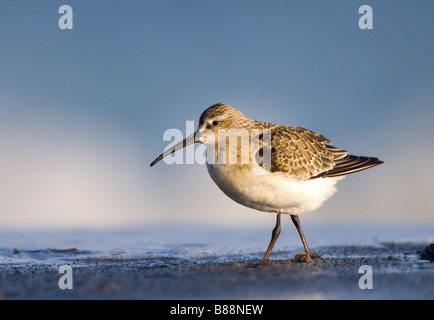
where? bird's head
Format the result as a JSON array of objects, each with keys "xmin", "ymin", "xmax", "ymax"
[{"xmin": 150, "ymin": 103, "xmax": 249, "ymax": 166}]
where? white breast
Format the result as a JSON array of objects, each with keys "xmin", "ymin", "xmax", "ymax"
[{"xmin": 206, "ymin": 162, "xmax": 342, "ymax": 215}]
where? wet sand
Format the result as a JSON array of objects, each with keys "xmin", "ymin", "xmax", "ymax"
[{"xmin": 1, "ymin": 242, "xmax": 433, "ymax": 300}]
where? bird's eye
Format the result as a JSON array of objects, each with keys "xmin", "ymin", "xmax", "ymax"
[{"xmin": 212, "ymin": 120, "xmax": 220, "ymax": 126}]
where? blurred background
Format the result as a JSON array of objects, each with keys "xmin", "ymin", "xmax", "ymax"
[{"xmin": 0, "ymin": 1, "xmax": 433, "ymax": 235}]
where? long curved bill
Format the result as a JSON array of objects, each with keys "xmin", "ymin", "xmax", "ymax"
[{"xmin": 150, "ymin": 131, "xmax": 198, "ymax": 167}]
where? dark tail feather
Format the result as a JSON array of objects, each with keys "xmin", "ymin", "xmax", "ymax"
[{"xmin": 312, "ymin": 155, "xmax": 383, "ymax": 179}]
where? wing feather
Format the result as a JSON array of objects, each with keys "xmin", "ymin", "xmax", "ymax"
[{"xmin": 264, "ymin": 125, "xmax": 382, "ymax": 179}]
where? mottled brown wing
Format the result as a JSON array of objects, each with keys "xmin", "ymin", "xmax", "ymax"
[{"xmin": 267, "ymin": 126, "xmax": 348, "ymax": 179}]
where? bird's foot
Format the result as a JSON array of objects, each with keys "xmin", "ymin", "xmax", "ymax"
[{"xmin": 293, "ymin": 252, "xmax": 320, "ymax": 263}]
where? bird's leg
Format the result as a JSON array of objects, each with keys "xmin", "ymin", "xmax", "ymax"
[
  {"xmin": 290, "ymin": 215, "xmax": 320, "ymax": 262},
  {"xmin": 263, "ymin": 213, "xmax": 281, "ymax": 260}
]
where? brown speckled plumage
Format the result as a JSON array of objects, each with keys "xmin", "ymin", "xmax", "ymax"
[{"xmin": 198, "ymin": 103, "xmax": 382, "ymax": 180}]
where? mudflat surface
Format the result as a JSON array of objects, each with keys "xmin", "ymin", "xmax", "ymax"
[{"xmin": 1, "ymin": 241, "xmax": 433, "ymax": 300}]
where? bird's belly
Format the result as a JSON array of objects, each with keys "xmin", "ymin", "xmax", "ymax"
[{"xmin": 206, "ymin": 163, "xmax": 342, "ymax": 215}]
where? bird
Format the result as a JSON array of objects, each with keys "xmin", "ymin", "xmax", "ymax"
[{"xmin": 150, "ymin": 103, "xmax": 383, "ymax": 262}]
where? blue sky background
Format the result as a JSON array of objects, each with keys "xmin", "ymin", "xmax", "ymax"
[{"xmin": 1, "ymin": 1, "xmax": 434, "ymax": 230}]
